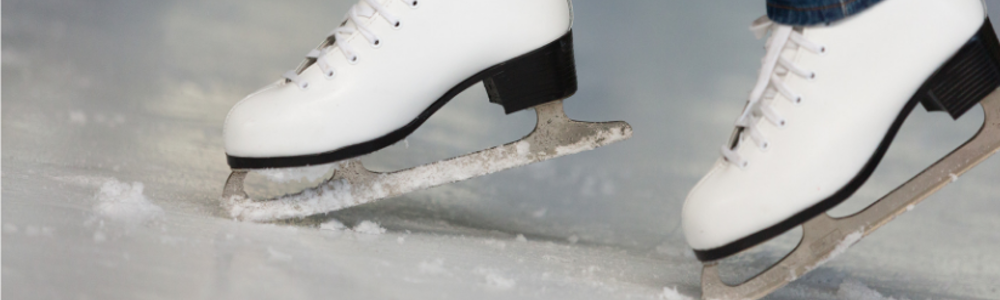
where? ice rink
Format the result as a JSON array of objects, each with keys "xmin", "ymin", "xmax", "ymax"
[{"xmin": 4, "ymin": 0, "xmax": 1000, "ymax": 299}]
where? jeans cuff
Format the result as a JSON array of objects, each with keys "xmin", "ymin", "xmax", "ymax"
[{"xmin": 766, "ymin": 0, "xmax": 885, "ymax": 26}]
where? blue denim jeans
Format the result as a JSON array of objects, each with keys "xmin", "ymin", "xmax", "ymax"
[{"xmin": 767, "ymin": 0, "xmax": 885, "ymax": 26}]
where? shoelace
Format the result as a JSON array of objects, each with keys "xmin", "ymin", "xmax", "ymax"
[
  {"xmin": 283, "ymin": 0, "xmax": 418, "ymax": 89},
  {"xmin": 721, "ymin": 16, "xmax": 825, "ymax": 168}
]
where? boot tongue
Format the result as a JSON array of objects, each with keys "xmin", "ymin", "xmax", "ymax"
[
  {"xmin": 338, "ymin": 1, "xmax": 375, "ymax": 31},
  {"xmin": 750, "ymin": 16, "xmax": 773, "ymax": 39},
  {"xmin": 352, "ymin": 0, "xmax": 376, "ymax": 18}
]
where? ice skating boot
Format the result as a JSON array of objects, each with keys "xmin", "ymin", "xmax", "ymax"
[
  {"xmin": 683, "ymin": 0, "xmax": 1000, "ymax": 298},
  {"xmin": 221, "ymin": 0, "xmax": 632, "ymax": 222}
]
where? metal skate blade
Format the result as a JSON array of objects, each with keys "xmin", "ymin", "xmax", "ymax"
[
  {"xmin": 700, "ymin": 88, "xmax": 1000, "ymax": 300},
  {"xmin": 221, "ymin": 100, "xmax": 633, "ymax": 222}
]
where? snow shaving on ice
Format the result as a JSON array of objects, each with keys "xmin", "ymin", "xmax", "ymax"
[
  {"xmin": 319, "ymin": 219, "xmax": 347, "ymax": 231},
  {"xmin": 474, "ymin": 268, "xmax": 516, "ymax": 290},
  {"xmin": 659, "ymin": 286, "xmax": 694, "ymax": 300},
  {"xmin": 318, "ymin": 219, "xmax": 385, "ymax": 235},
  {"xmin": 353, "ymin": 220, "xmax": 386, "ymax": 235},
  {"xmin": 791, "ymin": 229, "xmax": 865, "ymax": 281},
  {"xmin": 256, "ymin": 163, "xmax": 338, "ymax": 183},
  {"xmin": 94, "ymin": 179, "xmax": 164, "ymax": 226},
  {"xmin": 837, "ymin": 279, "xmax": 909, "ymax": 300},
  {"xmin": 813, "ymin": 230, "xmax": 864, "ymax": 270}
]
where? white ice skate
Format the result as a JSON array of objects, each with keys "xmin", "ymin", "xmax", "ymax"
[
  {"xmin": 221, "ymin": 0, "xmax": 632, "ymax": 222},
  {"xmin": 683, "ymin": 0, "xmax": 1000, "ymax": 299}
]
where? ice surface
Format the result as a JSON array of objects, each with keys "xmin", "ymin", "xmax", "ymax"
[
  {"xmin": 69, "ymin": 111, "xmax": 87, "ymax": 125},
  {"xmin": 836, "ymin": 279, "xmax": 909, "ymax": 300},
  {"xmin": 92, "ymin": 231, "xmax": 108, "ymax": 243},
  {"xmin": 3, "ymin": 224, "xmax": 19, "ymax": 234},
  {"xmin": 484, "ymin": 239, "xmax": 507, "ymax": 250},
  {"xmin": 268, "ymin": 247, "xmax": 294, "ymax": 262},
  {"xmin": 418, "ymin": 259, "xmax": 449, "ymax": 275},
  {"xmin": 15, "ymin": 225, "xmax": 56, "ymax": 237}
]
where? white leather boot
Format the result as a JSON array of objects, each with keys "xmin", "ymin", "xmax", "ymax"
[
  {"xmin": 683, "ymin": 0, "xmax": 999, "ymax": 261},
  {"xmin": 224, "ymin": 0, "xmax": 575, "ymax": 169},
  {"xmin": 219, "ymin": 0, "xmax": 633, "ymax": 222}
]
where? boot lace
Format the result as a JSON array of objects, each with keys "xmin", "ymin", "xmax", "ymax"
[
  {"xmin": 721, "ymin": 16, "xmax": 826, "ymax": 168},
  {"xmin": 283, "ymin": 0, "xmax": 418, "ymax": 89}
]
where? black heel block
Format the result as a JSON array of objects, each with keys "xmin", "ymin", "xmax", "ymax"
[
  {"xmin": 917, "ymin": 18, "xmax": 1000, "ymax": 119},
  {"xmin": 484, "ymin": 31, "xmax": 578, "ymax": 114}
]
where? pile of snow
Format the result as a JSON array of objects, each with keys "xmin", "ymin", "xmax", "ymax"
[
  {"xmin": 319, "ymin": 219, "xmax": 385, "ymax": 235},
  {"xmin": 475, "ymin": 268, "xmax": 516, "ymax": 290},
  {"xmin": 256, "ymin": 163, "xmax": 338, "ymax": 183},
  {"xmin": 837, "ymin": 279, "xmax": 908, "ymax": 300},
  {"xmin": 93, "ymin": 179, "xmax": 163, "ymax": 227},
  {"xmin": 352, "ymin": 221, "xmax": 386, "ymax": 235},
  {"xmin": 567, "ymin": 235, "xmax": 580, "ymax": 244},
  {"xmin": 659, "ymin": 286, "xmax": 694, "ymax": 300},
  {"xmin": 515, "ymin": 234, "xmax": 527, "ymax": 242},
  {"xmin": 319, "ymin": 219, "xmax": 346, "ymax": 231}
]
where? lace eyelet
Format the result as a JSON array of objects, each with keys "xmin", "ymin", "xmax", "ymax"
[
  {"xmin": 299, "ymin": 82, "xmax": 310, "ymax": 90},
  {"xmin": 349, "ymin": 55, "xmax": 359, "ymax": 64},
  {"xmin": 392, "ymin": 21, "xmax": 402, "ymax": 29},
  {"xmin": 371, "ymin": 39, "xmax": 382, "ymax": 48},
  {"xmin": 818, "ymin": 46, "xmax": 828, "ymax": 55},
  {"xmin": 325, "ymin": 69, "xmax": 336, "ymax": 79},
  {"xmin": 409, "ymin": 0, "xmax": 419, "ymax": 8}
]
